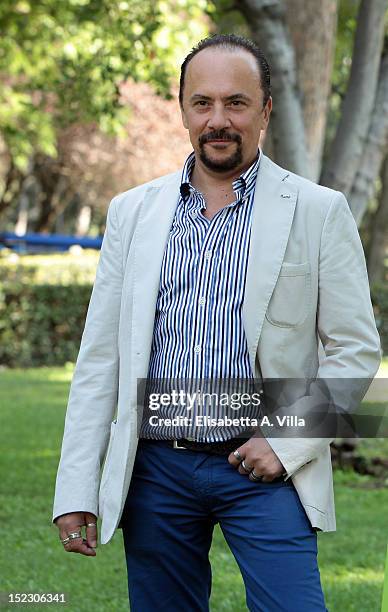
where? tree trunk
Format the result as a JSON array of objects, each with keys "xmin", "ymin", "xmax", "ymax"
[
  {"xmin": 236, "ymin": 0, "xmax": 310, "ymax": 176},
  {"xmin": 14, "ymin": 174, "xmax": 38, "ymax": 235},
  {"xmin": 320, "ymin": 0, "xmax": 387, "ymax": 195},
  {"xmin": 75, "ymin": 204, "xmax": 92, "ymax": 236},
  {"xmin": 348, "ymin": 50, "xmax": 388, "ymax": 225},
  {"xmin": 284, "ymin": 0, "xmax": 337, "ymax": 181},
  {"xmin": 0, "ymin": 159, "xmax": 23, "ymax": 219},
  {"xmin": 33, "ymin": 154, "xmax": 71, "ymax": 232},
  {"xmin": 367, "ymin": 153, "xmax": 388, "ymax": 284}
]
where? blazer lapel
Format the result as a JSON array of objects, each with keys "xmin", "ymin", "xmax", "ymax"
[
  {"xmin": 132, "ymin": 173, "xmax": 181, "ymax": 379},
  {"xmin": 243, "ymin": 155, "xmax": 298, "ymax": 375}
]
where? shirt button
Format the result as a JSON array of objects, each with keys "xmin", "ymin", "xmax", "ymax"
[
  {"xmin": 199, "ymin": 297, "xmax": 205, "ymax": 306},
  {"xmin": 194, "ymin": 345, "xmax": 201, "ymax": 353},
  {"xmin": 204, "ymin": 250, "xmax": 212, "ymax": 259}
]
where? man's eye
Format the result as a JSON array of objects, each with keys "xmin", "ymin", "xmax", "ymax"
[
  {"xmin": 196, "ymin": 101, "xmax": 209, "ymax": 106},
  {"xmin": 229, "ymin": 100, "xmax": 244, "ymax": 106}
]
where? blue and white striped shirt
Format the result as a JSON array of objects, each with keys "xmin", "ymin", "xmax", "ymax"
[{"xmin": 140, "ymin": 149, "xmax": 263, "ymax": 441}]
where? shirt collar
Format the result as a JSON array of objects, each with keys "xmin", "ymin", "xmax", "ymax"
[{"xmin": 180, "ymin": 148, "xmax": 262, "ymax": 203}]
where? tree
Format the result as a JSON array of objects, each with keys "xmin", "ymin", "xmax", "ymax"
[
  {"xmin": 222, "ymin": 0, "xmax": 388, "ymax": 231},
  {"xmin": 367, "ymin": 153, "xmax": 388, "ymax": 285},
  {"xmin": 0, "ymin": 0, "xmax": 209, "ymax": 227}
]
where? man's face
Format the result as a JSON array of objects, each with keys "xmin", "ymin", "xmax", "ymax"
[{"xmin": 180, "ymin": 47, "xmax": 272, "ymax": 174}]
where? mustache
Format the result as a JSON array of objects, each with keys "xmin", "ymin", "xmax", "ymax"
[{"xmin": 199, "ymin": 131, "xmax": 242, "ymax": 145}]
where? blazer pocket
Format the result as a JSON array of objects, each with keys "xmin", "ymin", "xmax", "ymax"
[{"xmin": 265, "ymin": 262, "xmax": 311, "ymax": 328}]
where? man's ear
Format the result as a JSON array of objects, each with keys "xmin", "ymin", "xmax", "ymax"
[
  {"xmin": 262, "ymin": 96, "xmax": 272, "ymax": 127},
  {"xmin": 264, "ymin": 96, "xmax": 272, "ymax": 121}
]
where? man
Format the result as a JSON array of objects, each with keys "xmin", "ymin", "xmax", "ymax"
[{"xmin": 53, "ymin": 35, "xmax": 381, "ymax": 611}]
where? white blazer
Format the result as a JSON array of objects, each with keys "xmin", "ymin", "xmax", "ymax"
[{"xmin": 52, "ymin": 153, "xmax": 381, "ymax": 544}]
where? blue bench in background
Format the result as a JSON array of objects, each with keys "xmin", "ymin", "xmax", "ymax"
[{"xmin": 0, "ymin": 232, "xmax": 103, "ymax": 254}]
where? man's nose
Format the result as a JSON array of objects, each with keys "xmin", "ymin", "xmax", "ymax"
[{"xmin": 207, "ymin": 104, "xmax": 231, "ymax": 130}]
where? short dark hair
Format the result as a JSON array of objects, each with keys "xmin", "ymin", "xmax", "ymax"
[{"xmin": 179, "ymin": 34, "xmax": 271, "ymax": 108}]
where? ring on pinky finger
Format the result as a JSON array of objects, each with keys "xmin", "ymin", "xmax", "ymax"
[{"xmin": 250, "ymin": 470, "xmax": 263, "ymax": 482}]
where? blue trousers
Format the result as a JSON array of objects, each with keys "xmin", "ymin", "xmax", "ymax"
[{"xmin": 121, "ymin": 440, "xmax": 328, "ymax": 612}]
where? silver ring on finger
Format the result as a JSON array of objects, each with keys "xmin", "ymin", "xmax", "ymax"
[
  {"xmin": 68, "ymin": 531, "xmax": 82, "ymax": 540},
  {"xmin": 86, "ymin": 522, "xmax": 97, "ymax": 527},
  {"xmin": 241, "ymin": 459, "xmax": 253, "ymax": 472},
  {"xmin": 233, "ymin": 449, "xmax": 243, "ymax": 462},
  {"xmin": 250, "ymin": 470, "xmax": 263, "ymax": 482},
  {"xmin": 60, "ymin": 537, "xmax": 70, "ymax": 545}
]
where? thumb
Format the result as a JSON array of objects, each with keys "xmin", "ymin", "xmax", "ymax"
[{"xmin": 84, "ymin": 512, "xmax": 98, "ymax": 548}]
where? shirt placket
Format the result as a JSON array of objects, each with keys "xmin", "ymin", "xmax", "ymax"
[{"xmin": 188, "ymin": 199, "xmax": 240, "ymax": 378}]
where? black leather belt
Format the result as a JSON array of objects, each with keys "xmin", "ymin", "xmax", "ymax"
[{"xmin": 140, "ymin": 437, "xmax": 251, "ymax": 456}]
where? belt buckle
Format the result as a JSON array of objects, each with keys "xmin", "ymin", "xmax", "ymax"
[{"xmin": 173, "ymin": 440, "xmax": 187, "ymax": 450}]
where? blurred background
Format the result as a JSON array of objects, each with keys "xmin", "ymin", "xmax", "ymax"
[
  {"xmin": 0, "ymin": 0, "xmax": 388, "ymax": 366},
  {"xmin": 0, "ymin": 1, "xmax": 387, "ymax": 611}
]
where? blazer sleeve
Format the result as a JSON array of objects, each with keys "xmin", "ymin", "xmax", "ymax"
[
  {"xmin": 52, "ymin": 195, "xmax": 124, "ymax": 522},
  {"xmin": 267, "ymin": 190, "xmax": 382, "ymax": 479}
]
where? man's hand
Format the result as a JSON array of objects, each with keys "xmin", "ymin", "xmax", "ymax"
[
  {"xmin": 228, "ymin": 437, "xmax": 286, "ymax": 482},
  {"xmin": 55, "ymin": 512, "xmax": 98, "ymax": 556}
]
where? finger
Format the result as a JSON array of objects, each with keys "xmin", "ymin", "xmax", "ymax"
[
  {"xmin": 228, "ymin": 447, "xmax": 246, "ymax": 467},
  {"xmin": 238, "ymin": 459, "xmax": 254, "ymax": 475},
  {"xmin": 63, "ymin": 537, "xmax": 96, "ymax": 556},
  {"xmin": 62, "ymin": 533, "xmax": 82, "ymax": 552},
  {"xmin": 85, "ymin": 513, "xmax": 98, "ymax": 548},
  {"xmin": 238, "ymin": 464, "xmax": 252, "ymax": 475},
  {"xmin": 58, "ymin": 519, "xmax": 85, "ymax": 547},
  {"xmin": 60, "ymin": 520, "xmax": 85, "ymax": 541},
  {"xmin": 261, "ymin": 473, "xmax": 282, "ymax": 483},
  {"xmin": 58, "ymin": 523, "xmax": 82, "ymax": 543},
  {"xmin": 249, "ymin": 471, "xmax": 263, "ymax": 483}
]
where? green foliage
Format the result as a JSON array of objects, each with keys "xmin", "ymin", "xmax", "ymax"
[
  {"xmin": 0, "ymin": 0, "xmax": 209, "ymax": 169},
  {"xmin": 0, "ymin": 250, "xmax": 98, "ymax": 367},
  {"xmin": 205, "ymin": 0, "xmax": 248, "ymax": 35},
  {"xmin": 332, "ymin": 0, "xmax": 360, "ymax": 98},
  {"xmin": 0, "ymin": 282, "xmax": 92, "ymax": 367}
]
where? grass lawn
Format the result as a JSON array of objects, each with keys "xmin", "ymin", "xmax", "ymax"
[{"xmin": 0, "ymin": 365, "xmax": 387, "ymax": 612}]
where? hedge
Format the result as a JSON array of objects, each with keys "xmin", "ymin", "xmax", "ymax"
[
  {"xmin": 0, "ymin": 250, "xmax": 97, "ymax": 368},
  {"xmin": 0, "ymin": 250, "xmax": 387, "ymax": 367}
]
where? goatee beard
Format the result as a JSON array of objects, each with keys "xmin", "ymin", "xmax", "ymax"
[{"xmin": 198, "ymin": 131, "xmax": 243, "ymax": 172}]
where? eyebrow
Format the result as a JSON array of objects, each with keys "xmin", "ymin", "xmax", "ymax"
[{"xmin": 189, "ymin": 93, "xmax": 252, "ymax": 103}]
